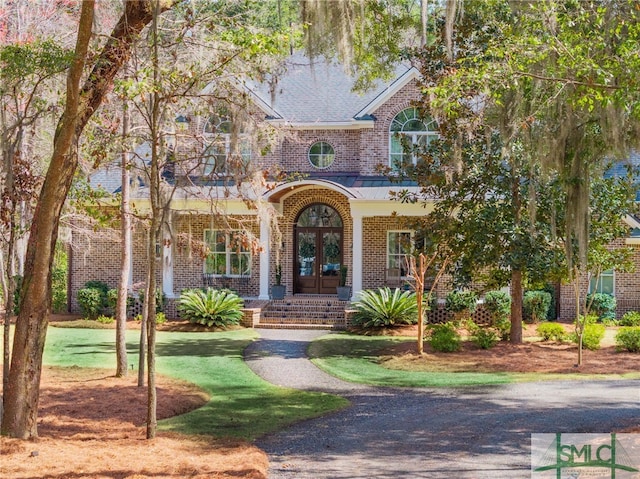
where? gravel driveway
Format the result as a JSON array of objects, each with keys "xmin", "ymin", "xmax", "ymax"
[{"xmin": 244, "ymin": 329, "xmax": 640, "ymax": 479}]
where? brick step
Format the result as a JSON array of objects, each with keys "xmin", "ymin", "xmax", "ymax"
[
  {"xmin": 255, "ymin": 321, "xmax": 346, "ymax": 330},
  {"xmin": 258, "ymin": 316, "xmax": 346, "ymax": 325},
  {"xmin": 261, "ymin": 310, "xmax": 345, "ymax": 319}
]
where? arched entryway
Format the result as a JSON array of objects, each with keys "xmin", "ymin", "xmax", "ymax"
[{"xmin": 294, "ymin": 204, "xmax": 343, "ymax": 294}]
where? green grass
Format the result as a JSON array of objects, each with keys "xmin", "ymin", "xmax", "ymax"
[
  {"xmin": 42, "ymin": 327, "xmax": 348, "ymax": 440},
  {"xmin": 308, "ymin": 333, "xmax": 640, "ymax": 387}
]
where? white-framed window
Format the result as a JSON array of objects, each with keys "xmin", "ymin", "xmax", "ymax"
[
  {"xmin": 589, "ymin": 269, "xmax": 615, "ymax": 295},
  {"xmin": 389, "ymin": 107, "xmax": 438, "ymax": 170},
  {"xmin": 203, "ymin": 113, "xmax": 251, "ymax": 176},
  {"xmin": 387, "ymin": 230, "xmax": 413, "ymax": 277},
  {"xmin": 308, "ymin": 141, "xmax": 335, "ymax": 169},
  {"xmin": 204, "ymin": 230, "xmax": 251, "ymax": 277}
]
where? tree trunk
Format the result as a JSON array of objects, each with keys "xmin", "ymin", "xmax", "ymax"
[
  {"xmin": 573, "ymin": 267, "xmax": 584, "ymax": 366},
  {"xmin": 509, "ymin": 270, "xmax": 523, "ymax": 344},
  {"xmin": 1, "ymin": 0, "xmax": 95, "ymax": 438},
  {"xmin": 145, "ymin": 227, "xmax": 158, "ymax": 438},
  {"xmin": 2, "ymin": 221, "xmax": 17, "ymax": 414},
  {"xmin": 1, "ymin": 0, "xmax": 173, "ymax": 440},
  {"xmin": 414, "ymin": 256, "xmax": 426, "ymax": 355},
  {"xmin": 115, "ymin": 101, "xmax": 131, "ymax": 378},
  {"xmin": 138, "ymin": 258, "xmax": 148, "ymax": 387}
]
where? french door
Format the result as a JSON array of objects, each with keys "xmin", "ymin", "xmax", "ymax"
[{"xmin": 294, "ymin": 204, "xmax": 343, "ymax": 294}]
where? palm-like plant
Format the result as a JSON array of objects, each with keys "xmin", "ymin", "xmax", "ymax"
[
  {"xmin": 178, "ymin": 288, "xmax": 243, "ymax": 328},
  {"xmin": 351, "ymin": 287, "xmax": 418, "ymax": 329}
]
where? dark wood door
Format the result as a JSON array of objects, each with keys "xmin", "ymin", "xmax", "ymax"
[{"xmin": 295, "ymin": 227, "xmax": 342, "ymax": 294}]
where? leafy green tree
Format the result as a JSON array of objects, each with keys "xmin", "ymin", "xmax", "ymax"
[{"xmin": 406, "ymin": 0, "xmax": 640, "ymax": 350}]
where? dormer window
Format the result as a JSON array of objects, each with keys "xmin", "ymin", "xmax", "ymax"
[
  {"xmin": 389, "ymin": 107, "xmax": 437, "ymax": 170},
  {"xmin": 203, "ymin": 112, "xmax": 251, "ymax": 176}
]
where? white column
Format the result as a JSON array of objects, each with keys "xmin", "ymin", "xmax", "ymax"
[
  {"xmin": 259, "ymin": 215, "xmax": 270, "ymax": 300},
  {"xmin": 162, "ymin": 218, "xmax": 174, "ymax": 298},
  {"xmin": 351, "ymin": 212, "xmax": 363, "ymax": 300}
]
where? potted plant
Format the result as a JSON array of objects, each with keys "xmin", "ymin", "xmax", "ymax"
[
  {"xmin": 270, "ymin": 263, "xmax": 286, "ymax": 300},
  {"xmin": 336, "ymin": 265, "xmax": 351, "ymax": 301}
]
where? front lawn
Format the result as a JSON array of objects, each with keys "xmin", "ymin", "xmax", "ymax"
[
  {"xmin": 43, "ymin": 327, "xmax": 348, "ymax": 440},
  {"xmin": 308, "ymin": 331, "xmax": 640, "ymax": 387}
]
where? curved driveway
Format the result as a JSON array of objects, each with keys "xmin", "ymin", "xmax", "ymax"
[{"xmin": 244, "ymin": 329, "xmax": 640, "ymax": 479}]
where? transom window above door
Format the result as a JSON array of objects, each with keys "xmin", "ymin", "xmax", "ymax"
[
  {"xmin": 389, "ymin": 107, "xmax": 438, "ymax": 170},
  {"xmin": 297, "ymin": 204, "xmax": 343, "ymax": 227},
  {"xmin": 308, "ymin": 141, "xmax": 335, "ymax": 169}
]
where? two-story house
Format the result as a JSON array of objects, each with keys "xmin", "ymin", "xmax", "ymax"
[{"xmin": 70, "ymin": 55, "xmax": 438, "ymax": 326}]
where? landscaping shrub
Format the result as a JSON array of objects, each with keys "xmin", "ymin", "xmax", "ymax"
[
  {"xmin": 445, "ymin": 290, "xmax": 478, "ymax": 321},
  {"xmin": 84, "ymin": 280, "xmax": 110, "ymax": 299},
  {"xmin": 51, "ymin": 247, "xmax": 68, "ymax": 313},
  {"xmin": 472, "ymin": 327, "xmax": 499, "ymax": 349},
  {"xmin": 81, "ymin": 280, "xmax": 110, "ymax": 314},
  {"xmin": 351, "ymin": 287, "xmax": 418, "ymax": 329},
  {"xmin": 615, "ymin": 327, "xmax": 640, "ymax": 353},
  {"xmin": 155, "ymin": 312, "xmax": 167, "ymax": 324},
  {"xmin": 77, "ymin": 288, "xmax": 103, "ymax": 320},
  {"xmin": 96, "ymin": 315, "xmax": 114, "ymax": 324},
  {"xmin": 523, "ymin": 290, "xmax": 552, "ymax": 323},
  {"xmin": 536, "ymin": 322, "xmax": 565, "ymax": 342},
  {"xmin": 178, "ymin": 288, "xmax": 243, "ymax": 328},
  {"xmin": 586, "ymin": 293, "xmax": 616, "ymax": 321},
  {"xmin": 428, "ymin": 322, "xmax": 461, "ymax": 352},
  {"xmin": 107, "ymin": 288, "xmax": 118, "ymax": 313},
  {"xmin": 620, "ymin": 311, "xmax": 640, "ymax": 327},
  {"xmin": 134, "ymin": 312, "xmax": 167, "ymax": 324},
  {"xmin": 483, "ymin": 291, "xmax": 511, "ymax": 320},
  {"xmin": 483, "ymin": 290, "xmax": 511, "ymax": 340},
  {"xmin": 570, "ymin": 322, "xmax": 605, "ymax": 351}
]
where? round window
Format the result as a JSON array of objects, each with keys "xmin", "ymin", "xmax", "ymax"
[{"xmin": 308, "ymin": 141, "xmax": 335, "ymax": 169}]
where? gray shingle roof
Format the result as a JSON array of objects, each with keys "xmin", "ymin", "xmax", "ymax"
[{"xmin": 245, "ymin": 53, "xmax": 413, "ymax": 123}]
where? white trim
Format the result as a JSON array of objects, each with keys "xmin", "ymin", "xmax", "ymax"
[
  {"xmin": 351, "ymin": 212, "xmax": 363, "ymax": 300},
  {"xmin": 162, "ymin": 225, "xmax": 175, "ymax": 298},
  {"xmin": 201, "ymin": 80, "xmax": 283, "ymax": 120},
  {"xmin": 264, "ymin": 180, "xmax": 360, "ymax": 201},
  {"xmin": 349, "ymin": 198, "xmax": 435, "ymax": 217},
  {"xmin": 259, "ymin": 217, "xmax": 270, "ymax": 300},
  {"xmin": 624, "ymin": 214, "xmax": 640, "ymax": 229},
  {"xmin": 265, "ymin": 119, "xmax": 375, "ymax": 130},
  {"xmin": 355, "ymin": 67, "xmax": 421, "ymax": 118}
]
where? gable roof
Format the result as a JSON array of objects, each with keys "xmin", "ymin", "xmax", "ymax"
[{"xmin": 242, "ymin": 53, "xmax": 419, "ymax": 129}]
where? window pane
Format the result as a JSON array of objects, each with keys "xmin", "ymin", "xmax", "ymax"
[
  {"xmin": 309, "ymin": 141, "xmax": 335, "ymax": 169},
  {"xmin": 205, "ymin": 253, "xmax": 226, "ymax": 275},
  {"xmin": 389, "ymin": 108, "xmax": 438, "ymax": 168},
  {"xmin": 404, "ymin": 119, "xmax": 427, "ymax": 132},
  {"xmin": 297, "ymin": 204, "xmax": 342, "ymax": 227},
  {"xmin": 589, "ymin": 269, "xmax": 614, "ymax": 295}
]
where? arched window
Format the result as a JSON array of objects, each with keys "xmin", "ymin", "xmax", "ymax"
[
  {"xmin": 297, "ymin": 204, "xmax": 343, "ymax": 228},
  {"xmin": 203, "ymin": 112, "xmax": 251, "ymax": 176},
  {"xmin": 389, "ymin": 107, "xmax": 437, "ymax": 170}
]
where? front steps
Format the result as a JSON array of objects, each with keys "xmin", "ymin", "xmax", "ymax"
[{"xmin": 253, "ymin": 296, "xmax": 351, "ymax": 330}]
